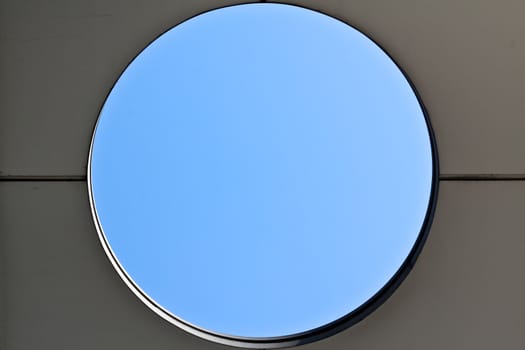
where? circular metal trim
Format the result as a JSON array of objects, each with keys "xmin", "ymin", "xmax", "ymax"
[{"xmin": 87, "ymin": 2, "xmax": 440, "ymax": 348}]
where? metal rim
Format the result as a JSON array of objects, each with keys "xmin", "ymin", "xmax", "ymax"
[{"xmin": 86, "ymin": 2, "xmax": 440, "ymax": 348}]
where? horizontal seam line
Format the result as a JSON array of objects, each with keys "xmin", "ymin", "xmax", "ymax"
[
  {"xmin": 1, "ymin": 175, "xmax": 525, "ymax": 182},
  {"xmin": 440, "ymin": 174, "xmax": 525, "ymax": 181},
  {"xmin": 0, "ymin": 176, "xmax": 87, "ymax": 181}
]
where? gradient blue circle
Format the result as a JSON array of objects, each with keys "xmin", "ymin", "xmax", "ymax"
[{"xmin": 89, "ymin": 3, "xmax": 434, "ymax": 340}]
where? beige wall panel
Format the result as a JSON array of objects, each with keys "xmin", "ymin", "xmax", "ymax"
[
  {"xmin": 1, "ymin": 0, "xmax": 525, "ymax": 176},
  {"xmin": 1, "ymin": 181, "xmax": 524, "ymax": 349},
  {"xmin": 0, "ymin": 0, "xmax": 243, "ymax": 177},
  {"xmin": 0, "ymin": 181, "xmax": 229, "ymax": 350}
]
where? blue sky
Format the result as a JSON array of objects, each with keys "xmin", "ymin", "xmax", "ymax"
[{"xmin": 91, "ymin": 3, "xmax": 433, "ymax": 338}]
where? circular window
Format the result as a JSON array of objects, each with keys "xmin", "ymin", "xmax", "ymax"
[{"xmin": 88, "ymin": 3, "xmax": 438, "ymax": 348}]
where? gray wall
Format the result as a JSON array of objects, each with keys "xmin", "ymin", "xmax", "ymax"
[{"xmin": 1, "ymin": 0, "xmax": 524, "ymax": 349}]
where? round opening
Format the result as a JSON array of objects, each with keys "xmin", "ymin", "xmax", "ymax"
[{"xmin": 88, "ymin": 3, "xmax": 438, "ymax": 348}]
